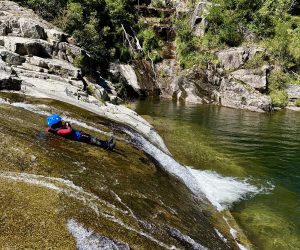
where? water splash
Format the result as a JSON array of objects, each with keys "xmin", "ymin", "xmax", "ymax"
[
  {"xmin": 67, "ymin": 219, "xmax": 130, "ymax": 250},
  {"xmin": 126, "ymin": 130, "xmax": 273, "ymax": 211}
]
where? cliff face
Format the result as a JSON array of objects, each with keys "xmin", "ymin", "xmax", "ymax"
[{"xmin": 108, "ymin": 0, "xmax": 300, "ymax": 112}]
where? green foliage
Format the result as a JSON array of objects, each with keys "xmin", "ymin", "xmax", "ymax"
[
  {"xmin": 86, "ymin": 84, "xmax": 94, "ymax": 96},
  {"xmin": 17, "ymin": 0, "xmax": 137, "ymax": 72},
  {"xmin": 137, "ymin": 28, "xmax": 163, "ymax": 62},
  {"xmin": 244, "ymin": 53, "xmax": 268, "ymax": 69},
  {"xmin": 73, "ymin": 54, "xmax": 84, "ymax": 68},
  {"xmin": 138, "ymin": 28, "xmax": 161, "ymax": 54},
  {"xmin": 151, "ymin": 0, "xmax": 166, "ymax": 8},
  {"xmin": 295, "ymin": 99, "xmax": 300, "ymax": 107},
  {"xmin": 270, "ymin": 90, "xmax": 289, "ymax": 107},
  {"xmin": 175, "ymin": 18, "xmax": 199, "ymax": 68},
  {"xmin": 268, "ymin": 71, "xmax": 290, "ymax": 92}
]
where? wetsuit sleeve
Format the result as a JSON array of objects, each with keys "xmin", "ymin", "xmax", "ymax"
[{"xmin": 56, "ymin": 127, "xmax": 72, "ymax": 136}]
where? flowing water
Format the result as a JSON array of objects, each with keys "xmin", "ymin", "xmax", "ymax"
[
  {"xmin": 0, "ymin": 92, "xmax": 246, "ymax": 249},
  {"xmin": 133, "ymin": 99, "xmax": 300, "ymax": 250}
]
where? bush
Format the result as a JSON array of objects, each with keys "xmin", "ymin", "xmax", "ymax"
[
  {"xmin": 17, "ymin": 0, "xmax": 138, "ymax": 73},
  {"xmin": 138, "ymin": 28, "xmax": 162, "ymax": 54},
  {"xmin": 268, "ymin": 71, "xmax": 290, "ymax": 92},
  {"xmin": 295, "ymin": 99, "xmax": 300, "ymax": 107},
  {"xmin": 151, "ymin": 0, "xmax": 166, "ymax": 8},
  {"xmin": 270, "ymin": 90, "xmax": 289, "ymax": 108}
]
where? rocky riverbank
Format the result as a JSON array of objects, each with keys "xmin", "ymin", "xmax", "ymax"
[{"xmin": 105, "ymin": 1, "xmax": 300, "ymax": 113}]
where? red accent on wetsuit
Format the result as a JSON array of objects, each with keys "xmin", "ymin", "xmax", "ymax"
[
  {"xmin": 56, "ymin": 127, "xmax": 72, "ymax": 136},
  {"xmin": 46, "ymin": 126, "xmax": 72, "ymax": 136}
]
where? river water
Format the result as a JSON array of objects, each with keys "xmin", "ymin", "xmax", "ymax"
[{"xmin": 134, "ymin": 99, "xmax": 300, "ymax": 250}]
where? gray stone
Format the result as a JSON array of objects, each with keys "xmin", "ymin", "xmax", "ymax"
[
  {"xmin": 93, "ymin": 84, "xmax": 110, "ymax": 102},
  {"xmin": 0, "ymin": 71, "xmax": 22, "ymax": 90},
  {"xmin": 3, "ymin": 36, "xmax": 52, "ymax": 58},
  {"xmin": 287, "ymin": 84, "xmax": 300, "ymax": 100},
  {"xmin": 45, "ymin": 29, "xmax": 66, "ymax": 43},
  {"xmin": 171, "ymin": 67, "xmax": 221, "ymax": 104},
  {"xmin": 220, "ymin": 78, "xmax": 271, "ymax": 112},
  {"xmin": 191, "ymin": 1, "xmax": 210, "ymax": 37},
  {"xmin": 26, "ymin": 56, "xmax": 79, "ymax": 78},
  {"xmin": 0, "ymin": 48, "xmax": 25, "ymax": 65},
  {"xmin": 217, "ymin": 47, "xmax": 264, "ymax": 70},
  {"xmin": 19, "ymin": 17, "xmax": 46, "ymax": 39},
  {"xmin": 231, "ymin": 66, "xmax": 268, "ymax": 92}
]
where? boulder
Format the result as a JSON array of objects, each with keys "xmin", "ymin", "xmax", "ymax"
[
  {"xmin": 191, "ymin": 0, "xmax": 210, "ymax": 37},
  {"xmin": 231, "ymin": 66, "xmax": 268, "ymax": 92},
  {"xmin": 171, "ymin": 67, "xmax": 221, "ymax": 104},
  {"xmin": 0, "ymin": 71, "xmax": 22, "ymax": 90},
  {"xmin": 3, "ymin": 36, "xmax": 52, "ymax": 58},
  {"xmin": 287, "ymin": 84, "xmax": 300, "ymax": 100},
  {"xmin": 220, "ymin": 77, "xmax": 271, "ymax": 112},
  {"xmin": 118, "ymin": 64, "xmax": 141, "ymax": 94},
  {"xmin": 217, "ymin": 47, "xmax": 264, "ymax": 70},
  {"xmin": 54, "ymin": 42, "xmax": 83, "ymax": 63},
  {"xmin": 0, "ymin": 48, "xmax": 25, "ymax": 65},
  {"xmin": 19, "ymin": 17, "xmax": 46, "ymax": 39},
  {"xmin": 0, "ymin": 20, "xmax": 8, "ymax": 35},
  {"xmin": 26, "ymin": 56, "xmax": 79, "ymax": 78},
  {"xmin": 45, "ymin": 29, "xmax": 66, "ymax": 43},
  {"xmin": 93, "ymin": 84, "xmax": 110, "ymax": 102}
]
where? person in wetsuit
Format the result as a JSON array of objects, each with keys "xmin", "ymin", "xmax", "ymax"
[{"xmin": 46, "ymin": 114, "xmax": 116, "ymax": 150}]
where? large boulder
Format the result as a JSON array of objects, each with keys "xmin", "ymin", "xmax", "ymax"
[
  {"xmin": 45, "ymin": 29, "xmax": 66, "ymax": 43},
  {"xmin": 191, "ymin": 0, "xmax": 210, "ymax": 37},
  {"xmin": 0, "ymin": 71, "xmax": 22, "ymax": 90},
  {"xmin": 0, "ymin": 47, "xmax": 25, "ymax": 65},
  {"xmin": 171, "ymin": 67, "xmax": 221, "ymax": 104},
  {"xmin": 287, "ymin": 84, "xmax": 300, "ymax": 100},
  {"xmin": 26, "ymin": 56, "xmax": 79, "ymax": 78},
  {"xmin": 18, "ymin": 17, "xmax": 46, "ymax": 39},
  {"xmin": 109, "ymin": 61, "xmax": 160, "ymax": 98},
  {"xmin": 3, "ymin": 36, "xmax": 52, "ymax": 58},
  {"xmin": 231, "ymin": 66, "xmax": 269, "ymax": 93},
  {"xmin": 217, "ymin": 47, "xmax": 264, "ymax": 70},
  {"xmin": 220, "ymin": 77, "xmax": 272, "ymax": 112},
  {"xmin": 54, "ymin": 42, "xmax": 83, "ymax": 63}
]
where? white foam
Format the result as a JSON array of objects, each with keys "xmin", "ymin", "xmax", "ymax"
[
  {"xmin": 188, "ymin": 169, "xmax": 261, "ymax": 211},
  {"xmin": 127, "ymin": 130, "xmax": 271, "ymax": 211},
  {"xmin": 214, "ymin": 229, "xmax": 228, "ymax": 243},
  {"xmin": 67, "ymin": 219, "xmax": 130, "ymax": 250}
]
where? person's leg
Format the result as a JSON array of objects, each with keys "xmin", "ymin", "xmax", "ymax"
[{"xmin": 79, "ymin": 132, "xmax": 110, "ymax": 149}]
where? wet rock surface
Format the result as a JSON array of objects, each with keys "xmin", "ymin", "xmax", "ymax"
[{"xmin": 0, "ymin": 95, "xmax": 239, "ymax": 249}]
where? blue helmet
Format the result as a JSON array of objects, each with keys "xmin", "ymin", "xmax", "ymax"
[{"xmin": 47, "ymin": 114, "xmax": 62, "ymax": 127}]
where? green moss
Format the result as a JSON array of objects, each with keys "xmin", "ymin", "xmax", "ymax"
[
  {"xmin": 86, "ymin": 84, "xmax": 94, "ymax": 96},
  {"xmin": 295, "ymin": 99, "xmax": 300, "ymax": 107},
  {"xmin": 270, "ymin": 90, "xmax": 289, "ymax": 108}
]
